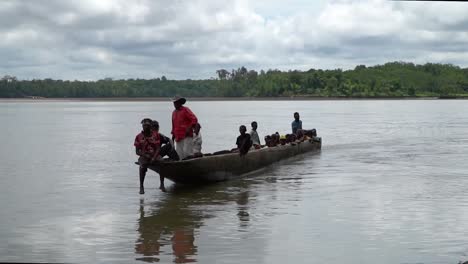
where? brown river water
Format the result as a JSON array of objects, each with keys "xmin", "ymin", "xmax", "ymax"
[{"xmin": 1, "ymin": 100, "xmax": 468, "ymax": 264}]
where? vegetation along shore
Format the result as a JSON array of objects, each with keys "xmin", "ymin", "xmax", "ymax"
[{"xmin": 2, "ymin": 62, "xmax": 468, "ymax": 99}]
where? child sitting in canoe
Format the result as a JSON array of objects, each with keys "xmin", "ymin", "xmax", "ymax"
[{"xmin": 232, "ymin": 125, "xmax": 252, "ymax": 155}]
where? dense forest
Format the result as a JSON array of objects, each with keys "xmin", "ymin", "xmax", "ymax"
[{"xmin": 2, "ymin": 62, "xmax": 468, "ymax": 98}]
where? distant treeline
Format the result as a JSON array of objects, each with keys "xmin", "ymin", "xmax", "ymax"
[{"xmin": 2, "ymin": 62, "xmax": 468, "ymax": 98}]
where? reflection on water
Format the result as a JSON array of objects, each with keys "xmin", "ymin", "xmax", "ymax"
[
  {"xmin": 135, "ymin": 192, "xmax": 199, "ymax": 263},
  {"xmin": 136, "ymin": 201, "xmax": 197, "ymax": 262},
  {"xmin": 135, "ymin": 183, "xmax": 254, "ymax": 263}
]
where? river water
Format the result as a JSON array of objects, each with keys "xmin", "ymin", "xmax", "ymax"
[{"xmin": 1, "ymin": 100, "xmax": 468, "ymax": 264}]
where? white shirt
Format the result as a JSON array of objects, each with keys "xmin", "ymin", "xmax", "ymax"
[
  {"xmin": 250, "ymin": 130, "xmax": 260, "ymax": 145},
  {"xmin": 193, "ymin": 132, "xmax": 202, "ymax": 153}
]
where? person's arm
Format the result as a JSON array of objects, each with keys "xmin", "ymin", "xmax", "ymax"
[
  {"xmin": 247, "ymin": 134, "xmax": 253, "ymax": 149},
  {"xmin": 152, "ymin": 134, "xmax": 163, "ymax": 161},
  {"xmin": 134, "ymin": 135, "xmax": 143, "ymax": 156},
  {"xmin": 238, "ymin": 135, "xmax": 251, "ymax": 155},
  {"xmin": 151, "ymin": 145, "xmax": 161, "ymax": 162},
  {"xmin": 171, "ymin": 111, "xmax": 175, "ymax": 141},
  {"xmin": 253, "ymin": 132, "xmax": 260, "ymax": 146},
  {"xmin": 165, "ymin": 135, "xmax": 172, "ymax": 145},
  {"xmin": 136, "ymin": 147, "xmax": 142, "ymax": 156},
  {"xmin": 159, "ymin": 133, "xmax": 170, "ymax": 145},
  {"xmin": 184, "ymin": 107, "xmax": 198, "ymax": 136},
  {"xmin": 136, "ymin": 147, "xmax": 152, "ymax": 158},
  {"xmin": 234, "ymin": 137, "xmax": 240, "ymax": 151}
]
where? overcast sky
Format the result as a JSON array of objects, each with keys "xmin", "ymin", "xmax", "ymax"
[{"xmin": 1, "ymin": 0, "xmax": 468, "ymax": 80}]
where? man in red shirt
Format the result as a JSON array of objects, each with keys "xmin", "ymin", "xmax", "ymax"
[
  {"xmin": 171, "ymin": 96, "xmax": 198, "ymax": 160},
  {"xmin": 134, "ymin": 118, "xmax": 161, "ymax": 194}
]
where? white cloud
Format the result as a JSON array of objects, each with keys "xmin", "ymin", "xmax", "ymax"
[{"xmin": 1, "ymin": 0, "xmax": 468, "ymax": 80}]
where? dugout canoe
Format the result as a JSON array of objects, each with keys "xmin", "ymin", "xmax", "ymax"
[{"xmin": 147, "ymin": 137, "xmax": 321, "ymax": 184}]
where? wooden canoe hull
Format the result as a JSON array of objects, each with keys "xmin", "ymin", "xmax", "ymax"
[{"xmin": 148, "ymin": 138, "xmax": 321, "ymax": 184}]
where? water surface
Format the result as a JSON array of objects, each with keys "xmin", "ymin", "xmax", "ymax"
[{"xmin": 1, "ymin": 100, "xmax": 468, "ymax": 264}]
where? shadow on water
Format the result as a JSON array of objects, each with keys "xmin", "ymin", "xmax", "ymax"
[{"xmin": 134, "ymin": 180, "xmax": 257, "ymax": 263}]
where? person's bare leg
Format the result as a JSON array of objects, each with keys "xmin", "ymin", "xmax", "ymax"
[
  {"xmin": 159, "ymin": 175, "xmax": 166, "ymax": 192},
  {"xmin": 139, "ymin": 167, "xmax": 147, "ymax": 194}
]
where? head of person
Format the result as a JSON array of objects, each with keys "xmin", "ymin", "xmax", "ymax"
[
  {"xmin": 251, "ymin": 121, "xmax": 258, "ymax": 130},
  {"xmin": 271, "ymin": 133, "xmax": 279, "ymax": 145},
  {"xmin": 194, "ymin": 123, "xmax": 201, "ymax": 134},
  {"xmin": 141, "ymin": 118, "xmax": 152, "ymax": 133},
  {"xmin": 151, "ymin": 120, "xmax": 159, "ymax": 132},
  {"xmin": 239, "ymin": 125, "xmax": 247, "ymax": 135},
  {"xmin": 280, "ymin": 135, "xmax": 287, "ymax": 145},
  {"xmin": 294, "ymin": 112, "xmax": 300, "ymax": 121},
  {"xmin": 264, "ymin": 135, "xmax": 271, "ymax": 147},
  {"xmin": 291, "ymin": 134, "xmax": 297, "ymax": 141},
  {"xmin": 172, "ymin": 96, "xmax": 186, "ymax": 110},
  {"xmin": 311, "ymin": 129, "xmax": 317, "ymax": 137}
]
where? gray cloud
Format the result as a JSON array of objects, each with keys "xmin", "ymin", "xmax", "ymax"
[{"xmin": 1, "ymin": 0, "xmax": 468, "ymax": 80}]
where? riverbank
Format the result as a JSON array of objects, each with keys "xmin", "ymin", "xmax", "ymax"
[{"xmin": 2, "ymin": 96, "xmax": 468, "ymax": 102}]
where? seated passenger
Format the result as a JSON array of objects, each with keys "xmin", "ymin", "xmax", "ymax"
[
  {"xmin": 279, "ymin": 135, "xmax": 287, "ymax": 145},
  {"xmin": 135, "ymin": 118, "xmax": 161, "ymax": 194},
  {"xmin": 304, "ymin": 129, "xmax": 317, "ymax": 138},
  {"xmin": 264, "ymin": 135, "xmax": 272, "ymax": 147},
  {"xmin": 151, "ymin": 120, "xmax": 179, "ymax": 161},
  {"xmin": 296, "ymin": 129, "xmax": 305, "ymax": 141},
  {"xmin": 192, "ymin": 123, "xmax": 203, "ymax": 157},
  {"xmin": 296, "ymin": 128, "xmax": 318, "ymax": 142},
  {"xmin": 272, "ymin": 132, "xmax": 280, "ymax": 146},
  {"xmin": 250, "ymin": 121, "xmax": 261, "ymax": 149},
  {"xmin": 234, "ymin": 125, "xmax": 253, "ymax": 156},
  {"xmin": 152, "ymin": 120, "xmax": 179, "ymax": 192},
  {"xmin": 291, "ymin": 133, "xmax": 297, "ymax": 142}
]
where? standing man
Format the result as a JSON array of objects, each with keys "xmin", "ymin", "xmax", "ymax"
[
  {"xmin": 134, "ymin": 118, "xmax": 161, "ymax": 194},
  {"xmin": 171, "ymin": 96, "xmax": 198, "ymax": 160},
  {"xmin": 250, "ymin": 121, "xmax": 261, "ymax": 149},
  {"xmin": 291, "ymin": 112, "xmax": 302, "ymax": 134}
]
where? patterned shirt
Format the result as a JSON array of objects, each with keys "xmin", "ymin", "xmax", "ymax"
[{"xmin": 134, "ymin": 131, "xmax": 161, "ymax": 156}]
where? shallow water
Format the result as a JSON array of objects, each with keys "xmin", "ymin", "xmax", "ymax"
[{"xmin": 1, "ymin": 100, "xmax": 468, "ymax": 264}]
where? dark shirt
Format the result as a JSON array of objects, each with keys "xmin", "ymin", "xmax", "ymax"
[
  {"xmin": 236, "ymin": 133, "xmax": 252, "ymax": 155},
  {"xmin": 159, "ymin": 133, "xmax": 171, "ymax": 146},
  {"xmin": 292, "ymin": 120, "xmax": 302, "ymax": 134}
]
